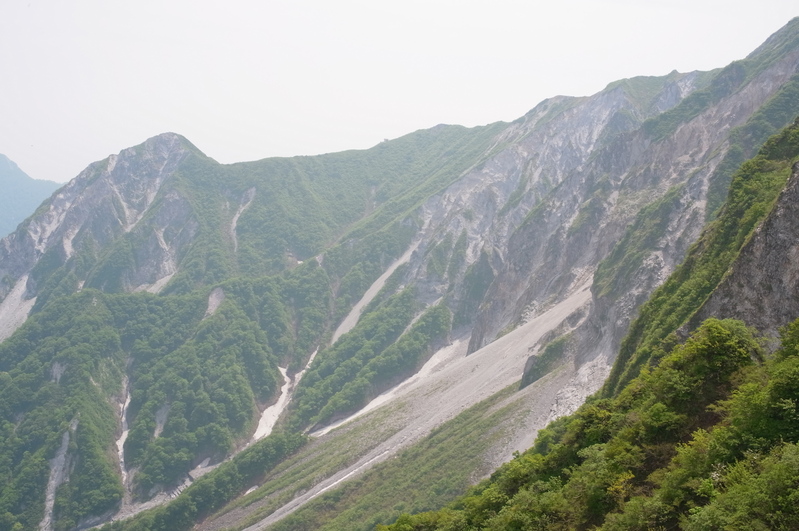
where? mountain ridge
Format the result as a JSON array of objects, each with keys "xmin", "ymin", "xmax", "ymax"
[
  {"xmin": 2, "ymin": 18, "xmax": 799, "ymax": 531},
  {"xmin": 377, "ymin": 118, "xmax": 799, "ymax": 530}
]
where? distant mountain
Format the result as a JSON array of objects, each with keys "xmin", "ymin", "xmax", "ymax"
[
  {"xmin": 0, "ymin": 154, "xmax": 60, "ymax": 238},
  {"xmin": 1, "ymin": 16, "xmax": 799, "ymax": 531}
]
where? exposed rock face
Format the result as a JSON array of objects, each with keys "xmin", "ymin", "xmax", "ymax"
[
  {"xmin": 688, "ymin": 161, "xmax": 799, "ymax": 339},
  {"xmin": 400, "ymin": 39, "xmax": 799, "ymax": 380},
  {"xmin": 0, "ymin": 133, "xmax": 191, "ymax": 302},
  {"xmin": 408, "ymin": 77, "xmax": 704, "ymax": 336},
  {"xmin": 39, "ymin": 418, "xmax": 79, "ymax": 531}
]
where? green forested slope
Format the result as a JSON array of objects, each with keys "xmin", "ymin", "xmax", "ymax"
[
  {"xmin": 0, "ymin": 256, "xmax": 452, "ymax": 530},
  {"xmin": 0, "ymin": 292, "xmax": 126, "ymax": 530},
  {"xmin": 0, "ymin": 122, "xmax": 505, "ymax": 531}
]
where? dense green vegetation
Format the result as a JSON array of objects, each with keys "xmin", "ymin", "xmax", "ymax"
[
  {"xmin": 381, "ymin": 318, "xmax": 799, "ymax": 530},
  {"xmin": 0, "ymin": 259, "xmax": 449, "ymax": 529},
  {"xmin": 120, "ymin": 302, "xmax": 281, "ymax": 493},
  {"xmin": 0, "ymin": 261, "xmax": 333, "ymax": 529},
  {"xmin": 0, "ymin": 291, "xmax": 126, "ymax": 530},
  {"xmin": 0, "ymin": 286, "xmax": 287, "ymax": 528}
]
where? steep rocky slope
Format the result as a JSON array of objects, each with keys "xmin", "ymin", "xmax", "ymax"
[
  {"xmin": 688, "ymin": 160, "xmax": 799, "ymax": 337},
  {"xmin": 1, "ymin": 17, "xmax": 799, "ymax": 531},
  {"xmin": 378, "ymin": 110, "xmax": 799, "ymax": 531},
  {"xmin": 0, "ymin": 134, "xmax": 192, "ymax": 303}
]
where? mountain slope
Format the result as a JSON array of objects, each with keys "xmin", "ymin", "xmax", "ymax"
[
  {"xmin": 0, "ymin": 125, "xmax": 508, "ymax": 530},
  {"xmin": 379, "ymin": 105, "xmax": 799, "ymax": 531},
  {"xmin": 0, "ymin": 154, "xmax": 60, "ymax": 239},
  {"xmin": 2, "ymin": 17, "xmax": 799, "ymax": 531}
]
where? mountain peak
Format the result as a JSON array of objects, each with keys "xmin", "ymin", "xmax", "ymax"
[
  {"xmin": 0, "ymin": 153, "xmax": 27, "ymax": 181},
  {"xmin": 144, "ymin": 131, "xmax": 190, "ymax": 149}
]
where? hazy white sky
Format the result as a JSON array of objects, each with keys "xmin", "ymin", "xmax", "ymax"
[{"xmin": 1, "ymin": 1, "xmax": 796, "ymax": 183}]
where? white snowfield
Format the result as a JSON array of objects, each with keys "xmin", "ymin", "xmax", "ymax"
[{"xmin": 0, "ymin": 275, "xmax": 36, "ymax": 343}]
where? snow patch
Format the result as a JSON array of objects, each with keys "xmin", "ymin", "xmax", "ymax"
[
  {"xmin": 249, "ymin": 348, "xmax": 320, "ymax": 444},
  {"xmin": 154, "ymin": 404, "xmax": 170, "ymax": 438},
  {"xmin": 204, "ymin": 287, "xmax": 225, "ymax": 319},
  {"xmin": 116, "ymin": 376, "xmax": 132, "ymax": 503},
  {"xmin": 39, "ymin": 418, "xmax": 78, "ymax": 531},
  {"xmin": 252, "ymin": 367, "xmax": 291, "ymax": 442},
  {"xmin": 0, "ymin": 275, "xmax": 36, "ymax": 342},
  {"xmin": 331, "ymin": 240, "xmax": 420, "ymax": 345},
  {"xmin": 231, "ymin": 188, "xmax": 256, "ymax": 255},
  {"xmin": 294, "ymin": 348, "xmax": 319, "ymax": 385}
]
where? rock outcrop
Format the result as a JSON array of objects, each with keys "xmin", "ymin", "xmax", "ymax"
[
  {"xmin": 688, "ymin": 161, "xmax": 799, "ymax": 338},
  {"xmin": 0, "ymin": 133, "xmax": 191, "ymax": 298}
]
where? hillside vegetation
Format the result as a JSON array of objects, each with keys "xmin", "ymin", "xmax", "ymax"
[
  {"xmin": 0, "ymin": 124, "xmax": 504, "ymax": 531},
  {"xmin": 382, "ymin": 318, "xmax": 799, "ymax": 530}
]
